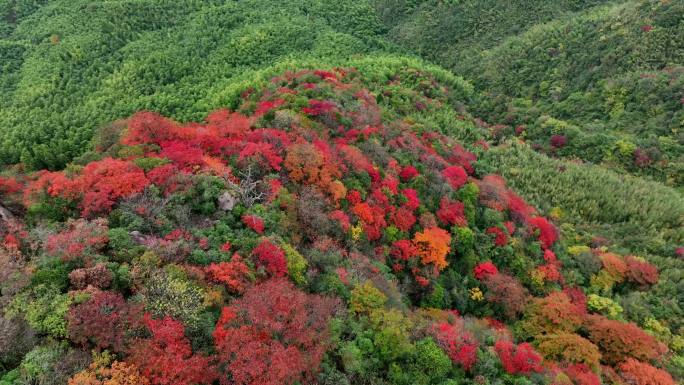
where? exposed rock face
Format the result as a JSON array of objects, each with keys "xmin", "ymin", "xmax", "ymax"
[
  {"xmin": 218, "ymin": 191, "xmax": 237, "ymax": 211},
  {"xmin": 0, "ymin": 204, "xmax": 15, "ymax": 233}
]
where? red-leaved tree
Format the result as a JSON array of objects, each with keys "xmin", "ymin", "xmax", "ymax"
[
  {"xmin": 583, "ymin": 315, "xmax": 667, "ymax": 365},
  {"xmin": 128, "ymin": 314, "xmax": 218, "ymax": 385},
  {"xmin": 494, "ymin": 340, "xmax": 543, "ymax": 375},
  {"xmin": 46, "ymin": 218, "xmax": 109, "ymax": 264},
  {"xmin": 205, "ymin": 254, "xmax": 252, "ymax": 294},
  {"xmin": 432, "ymin": 321, "xmax": 479, "ymax": 371},
  {"xmin": 213, "ymin": 279, "xmax": 339, "ymax": 385},
  {"xmin": 67, "ymin": 291, "xmax": 142, "ymax": 352},
  {"xmin": 251, "ymin": 239, "xmax": 288, "ymax": 277},
  {"xmin": 442, "ymin": 166, "xmax": 468, "ymax": 190},
  {"xmin": 618, "ymin": 358, "xmax": 675, "ymax": 385}
]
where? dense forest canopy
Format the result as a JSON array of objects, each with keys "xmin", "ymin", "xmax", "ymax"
[{"xmin": 0, "ymin": 1, "xmax": 682, "ymax": 385}]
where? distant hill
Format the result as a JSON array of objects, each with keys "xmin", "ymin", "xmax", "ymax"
[{"xmin": 379, "ymin": 0, "xmax": 684, "ymax": 186}]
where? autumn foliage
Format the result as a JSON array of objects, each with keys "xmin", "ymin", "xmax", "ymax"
[
  {"xmin": 46, "ymin": 218, "xmax": 109, "ymax": 264},
  {"xmin": 442, "ymin": 166, "xmax": 468, "ymax": 190},
  {"xmin": 520, "ymin": 291, "xmax": 584, "ymax": 337},
  {"xmin": 251, "ymin": 239, "xmax": 288, "ymax": 278},
  {"xmin": 67, "ymin": 291, "xmax": 142, "ymax": 352},
  {"xmin": 494, "ymin": 340, "xmax": 543, "ymax": 375},
  {"xmin": 473, "ymin": 262, "xmax": 498, "ymax": 280},
  {"xmin": 412, "ymin": 227, "xmax": 451, "ymax": 271},
  {"xmin": 583, "ymin": 315, "xmax": 667, "ymax": 365},
  {"xmin": 213, "ymin": 279, "xmax": 338, "ymax": 385},
  {"xmin": 69, "ymin": 359, "xmax": 150, "ymax": 385},
  {"xmin": 4, "ymin": 67, "xmax": 678, "ymax": 385},
  {"xmin": 128, "ymin": 314, "xmax": 217, "ymax": 385},
  {"xmin": 536, "ymin": 333, "xmax": 601, "ymax": 368},
  {"xmin": 27, "ymin": 158, "xmax": 150, "ymax": 217},
  {"xmin": 432, "ymin": 321, "xmax": 479, "ymax": 372},
  {"xmin": 205, "ymin": 255, "xmax": 252, "ymax": 293},
  {"xmin": 618, "ymin": 358, "xmax": 675, "ymax": 385}
]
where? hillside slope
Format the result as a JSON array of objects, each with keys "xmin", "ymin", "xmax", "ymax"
[
  {"xmin": 0, "ymin": 0, "xmax": 391, "ymax": 169},
  {"xmin": 1, "ymin": 66, "xmax": 682, "ymax": 385},
  {"xmin": 380, "ymin": 0, "xmax": 684, "ymax": 186},
  {"xmin": 0, "ymin": 2, "xmax": 683, "ymax": 384}
]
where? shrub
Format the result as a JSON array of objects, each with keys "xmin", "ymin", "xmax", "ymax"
[
  {"xmin": 624, "ymin": 256, "xmax": 659, "ymax": 287},
  {"xmin": 205, "ymin": 255, "xmax": 252, "ymax": 294},
  {"xmin": 482, "ymin": 273, "xmax": 528, "ymax": 319},
  {"xmin": 69, "ymin": 353, "xmax": 150, "ymax": 385},
  {"xmin": 251, "ymin": 239, "xmax": 288, "ymax": 278},
  {"xmin": 7, "ymin": 284, "xmax": 72, "ymax": 338},
  {"xmin": 494, "ymin": 340, "xmax": 543, "ymax": 375},
  {"xmin": 213, "ymin": 279, "xmax": 339, "ymax": 385},
  {"xmin": 536, "ymin": 333, "xmax": 601, "ymax": 368},
  {"xmin": 442, "ymin": 166, "xmax": 468, "ymax": 190},
  {"xmin": 281, "ymin": 243, "xmax": 308, "ymax": 285},
  {"xmin": 584, "ymin": 315, "xmax": 666, "ymax": 365},
  {"xmin": 128, "ymin": 314, "xmax": 217, "ymax": 385},
  {"xmin": 350, "ymin": 281, "xmax": 388, "ymax": 316},
  {"xmin": 527, "ymin": 216, "xmax": 557, "ymax": 249},
  {"xmin": 618, "ymin": 358, "xmax": 675, "ymax": 385},
  {"xmin": 241, "ymin": 214, "xmax": 265, "ymax": 234},
  {"xmin": 412, "ymin": 227, "xmax": 451, "ymax": 271},
  {"xmin": 68, "ymin": 264, "xmax": 113, "ymax": 290},
  {"xmin": 45, "ymin": 219, "xmax": 109, "ymax": 264},
  {"xmin": 432, "ymin": 321, "xmax": 479, "ymax": 371},
  {"xmin": 473, "ymin": 262, "xmax": 498, "ymax": 281},
  {"xmin": 67, "ymin": 291, "xmax": 142, "ymax": 352},
  {"xmin": 519, "ymin": 291, "xmax": 584, "ymax": 338}
]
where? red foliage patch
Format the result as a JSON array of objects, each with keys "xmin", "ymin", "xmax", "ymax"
[
  {"xmin": 442, "ymin": 165, "xmax": 468, "ymax": 190},
  {"xmin": 473, "ymin": 262, "xmax": 498, "ymax": 280},
  {"xmin": 584, "ymin": 315, "xmax": 667, "ymax": 365},
  {"xmin": 563, "ymin": 364, "xmax": 601, "ymax": 385},
  {"xmin": 390, "ymin": 206, "xmax": 416, "ymax": 232},
  {"xmin": 436, "ymin": 197, "xmax": 467, "ymax": 227},
  {"xmin": 624, "ymin": 256, "xmax": 659, "ymax": 286},
  {"xmin": 251, "ymin": 239, "xmax": 287, "ymax": 278},
  {"xmin": 527, "ymin": 216, "xmax": 558, "ymax": 249},
  {"xmin": 619, "ymin": 358, "xmax": 675, "ymax": 385},
  {"xmin": 213, "ymin": 279, "xmax": 338, "ymax": 385},
  {"xmin": 486, "ymin": 226, "xmax": 508, "ymax": 247},
  {"xmin": 46, "ymin": 218, "xmax": 109, "ymax": 264},
  {"xmin": 205, "ymin": 255, "xmax": 252, "ymax": 293},
  {"xmin": 495, "ymin": 340, "xmax": 543, "ymax": 375},
  {"xmin": 129, "ymin": 314, "xmax": 218, "ymax": 385},
  {"xmin": 67, "ymin": 291, "xmax": 142, "ymax": 352},
  {"xmin": 242, "ymin": 214, "xmax": 265, "ymax": 234},
  {"xmin": 399, "ymin": 165, "xmax": 419, "ymax": 181},
  {"xmin": 432, "ymin": 322, "xmax": 479, "ymax": 372}
]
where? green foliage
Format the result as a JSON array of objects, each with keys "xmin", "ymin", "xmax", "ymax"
[
  {"xmin": 350, "ymin": 280, "xmax": 388, "ymax": 316},
  {"xmin": 0, "ymin": 0, "xmax": 390, "ymax": 169},
  {"xmin": 409, "ymin": 337, "xmax": 453, "ymax": 384},
  {"xmin": 1, "ymin": 2, "xmax": 683, "ymax": 382},
  {"xmin": 16, "ymin": 342, "xmax": 68, "ymax": 385},
  {"xmin": 477, "ymin": 142, "xmax": 684, "ymax": 255},
  {"xmin": 380, "ymin": 0, "xmax": 684, "ymax": 186},
  {"xmin": 587, "ymin": 294, "xmax": 623, "ymax": 319},
  {"xmin": 133, "ymin": 157, "xmax": 170, "ymax": 172},
  {"xmin": 137, "ymin": 266, "xmax": 206, "ymax": 332},
  {"xmin": 281, "ymin": 242, "xmax": 308, "ymax": 285},
  {"xmin": 6, "ymin": 285, "xmax": 71, "ymax": 338}
]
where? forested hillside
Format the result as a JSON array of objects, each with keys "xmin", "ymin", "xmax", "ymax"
[
  {"xmin": 0, "ymin": 0, "xmax": 393, "ymax": 169},
  {"xmin": 380, "ymin": 0, "xmax": 684, "ymax": 186},
  {"xmin": 0, "ymin": 1, "xmax": 682, "ymax": 385}
]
